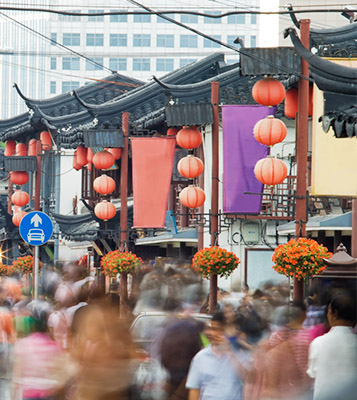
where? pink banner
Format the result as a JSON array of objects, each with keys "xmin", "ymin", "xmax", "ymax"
[{"xmin": 132, "ymin": 137, "xmax": 176, "ymax": 228}]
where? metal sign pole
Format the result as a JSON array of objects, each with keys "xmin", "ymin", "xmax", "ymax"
[{"xmin": 34, "ymin": 245, "xmax": 39, "ymax": 300}]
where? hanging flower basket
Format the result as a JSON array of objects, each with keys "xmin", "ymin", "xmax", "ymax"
[
  {"xmin": 101, "ymin": 250, "xmax": 143, "ymax": 277},
  {"xmin": 0, "ymin": 263, "xmax": 7, "ymax": 276},
  {"xmin": 12, "ymin": 256, "xmax": 43, "ymax": 275},
  {"xmin": 272, "ymin": 238, "xmax": 332, "ymax": 280},
  {"xmin": 192, "ymin": 246, "xmax": 240, "ymax": 279}
]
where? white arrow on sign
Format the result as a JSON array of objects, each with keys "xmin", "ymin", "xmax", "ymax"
[{"xmin": 31, "ymin": 213, "xmax": 42, "ymax": 227}]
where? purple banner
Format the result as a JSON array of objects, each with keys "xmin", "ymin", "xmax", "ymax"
[{"xmin": 223, "ymin": 105, "xmax": 275, "ymax": 214}]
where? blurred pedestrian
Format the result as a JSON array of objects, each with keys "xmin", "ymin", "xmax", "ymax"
[
  {"xmin": 307, "ymin": 290, "xmax": 357, "ymax": 400},
  {"xmin": 186, "ymin": 312, "xmax": 249, "ymax": 400},
  {"xmin": 11, "ymin": 300, "xmax": 64, "ymax": 400}
]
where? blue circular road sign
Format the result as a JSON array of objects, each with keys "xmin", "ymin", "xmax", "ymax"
[{"xmin": 19, "ymin": 211, "xmax": 53, "ymax": 246}]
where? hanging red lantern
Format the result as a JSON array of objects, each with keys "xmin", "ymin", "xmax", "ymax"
[
  {"xmin": 12, "ymin": 211, "xmax": 27, "ymax": 227},
  {"xmin": 253, "ymin": 116, "xmax": 287, "ymax": 146},
  {"xmin": 284, "ymin": 88, "xmax": 298, "ymax": 119},
  {"xmin": 40, "ymin": 131, "xmax": 52, "ymax": 150},
  {"xmin": 92, "ymin": 151, "xmax": 115, "ymax": 170},
  {"xmin": 28, "ymin": 139, "xmax": 37, "ymax": 156},
  {"xmin": 179, "ymin": 186, "xmax": 205, "ymax": 209},
  {"xmin": 284, "ymin": 87, "xmax": 313, "ymax": 119},
  {"xmin": 87, "ymin": 148, "xmax": 94, "ymax": 164},
  {"xmin": 93, "ymin": 175, "xmax": 116, "ymax": 195},
  {"xmin": 105, "ymin": 148, "xmax": 122, "ymax": 160},
  {"xmin": 167, "ymin": 127, "xmax": 179, "ymax": 136},
  {"xmin": 252, "ymin": 77, "xmax": 286, "ymax": 107},
  {"xmin": 176, "ymin": 126, "xmax": 202, "ymax": 149},
  {"xmin": 94, "ymin": 200, "xmax": 116, "ymax": 221},
  {"xmin": 73, "ymin": 150, "xmax": 81, "ymax": 171},
  {"xmin": 10, "ymin": 171, "xmax": 29, "ymax": 186},
  {"xmin": 15, "ymin": 143, "xmax": 27, "ymax": 156},
  {"xmin": 4, "ymin": 140, "xmax": 16, "ymax": 156},
  {"xmin": 76, "ymin": 146, "xmax": 88, "ymax": 167},
  {"xmin": 11, "ymin": 190, "xmax": 30, "ymax": 207},
  {"xmin": 177, "ymin": 155, "xmax": 204, "ymax": 179},
  {"xmin": 254, "ymin": 157, "xmax": 287, "ymax": 186}
]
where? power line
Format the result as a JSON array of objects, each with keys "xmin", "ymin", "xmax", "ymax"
[{"xmin": 0, "ymin": 12, "xmax": 113, "ymax": 73}]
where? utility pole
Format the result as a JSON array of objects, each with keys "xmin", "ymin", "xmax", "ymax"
[
  {"xmin": 209, "ymin": 81, "xmax": 219, "ymax": 313},
  {"xmin": 294, "ymin": 19, "xmax": 310, "ymax": 302}
]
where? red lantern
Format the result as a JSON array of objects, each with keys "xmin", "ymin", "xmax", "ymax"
[
  {"xmin": 10, "ymin": 171, "xmax": 29, "ymax": 186},
  {"xmin": 15, "ymin": 143, "xmax": 27, "ymax": 156},
  {"xmin": 284, "ymin": 88, "xmax": 298, "ymax": 119},
  {"xmin": 177, "ymin": 155, "xmax": 204, "ymax": 179},
  {"xmin": 73, "ymin": 150, "xmax": 81, "ymax": 171},
  {"xmin": 284, "ymin": 87, "xmax": 313, "ymax": 119},
  {"xmin": 40, "ymin": 131, "xmax": 52, "ymax": 150},
  {"xmin": 93, "ymin": 175, "xmax": 116, "ymax": 195},
  {"xmin": 254, "ymin": 157, "xmax": 287, "ymax": 186},
  {"xmin": 94, "ymin": 200, "xmax": 116, "ymax": 221},
  {"xmin": 4, "ymin": 140, "xmax": 16, "ymax": 156},
  {"xmin": 176, "ymin": 126, "xmax": 202, "ymax": 149},
  {"xmin": 167, "ymin": 127, "xmax": 179, "ymax": 136},
  {"xmin": 252, "ymin": 77, "xmax": 286, "ymax": 106},
  {"xmin": 92, "ymin": 151, "xmax": 115, "ymax": 170},
  {"xmin": 28, "ymin": 139, "xmax": 37, "ymax": 156},
  {"xmin": 12, "ymin": 211, "xmax": 27, "ymax": 227},
  {"xmin": 105, "ymin": 148, "xmax": 122, "ymax": 160},
  {"xmin": 179, "ymin": 186, "xmax": 205, "ymax": 209},
  {"xmin": 87, "ymin": 148, "xmax": 94, "ymax": 164},
  {"xmin": 76, "ymin": 146, "xmax": 88, "ymax": 167},
  {"xmin": 11, "ymin": 190, "xmax": 30, "ymax": 207},
  {"xmin": 253, "ymin": 116, "xmax": 287, "ymax": 146}
]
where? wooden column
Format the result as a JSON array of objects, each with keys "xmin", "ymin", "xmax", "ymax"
[
  {"xmin": 120, "ymin": 112, "xmax": 129, "ymax": 317},
  {"xmin": 209, "ymin": 81, "xmax": 219, "ymax": 313},
  {"xmin": 294, "ymin": 19, "xmax": 310, "ymax": 302}
]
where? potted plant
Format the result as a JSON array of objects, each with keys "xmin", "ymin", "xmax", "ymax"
[
  {"xmin": 272, "ymin": 238, "xmax": 332, "ymax": 280},
  {"xmin": 101, "ymin": 250, "xmax": 143, "ymax": 277},
  {"xmin": 192, "ymin": 246, "xmax": 240, "ymax": 279}
]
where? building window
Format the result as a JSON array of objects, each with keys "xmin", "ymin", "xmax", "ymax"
[
  {"xmin": 156, "ymin": 59, "xmax": 174, "ymax": 71},
  {"xmin": 227, "ymin": 14, "xmax": 245, "ymax": 24},
  {"xmin": 86, "ymin": 58, "xmax": 103, "ymax": 70},
  {"xmin": 51, "ymin": 33, "xmax": 57, "ymax": 45},
  {"xmin": 50, "ymin": 81, "xmax": 56, "ymax": 94},
  {"xmin": 180, "ymin": 15, "xmax": 197, "ymax": 23},
  {"xmin": 62, "ymin": 81, "xmax": 80, "ymax": 93},
  {"xmin": 58, "ymin": 10, "xmax": 80, "ymax": 21},
  {"xmin": 63, "ymin": 33, "xmax": 80, "ymax": 46},
  {"xmin": 62, "ymin": 57, "xmax": 80, "ymax": 70},
  {"xmin": 180, "ymin": 35, "xmax": 198, "ymax": 48},
  {"xmin": 227, "ymin": 35, "xmax": 245, "ymax": 47},
  {"xmin": 204, "ymin": 35, "xmax": 221, "ymax": 48},
  {"xmin": 251, "ymin": 35, "xmax": 256, "ymax": 47},
  {"xmin": 180, "ymin": 59, "xmax": 197, "ymax": 67},
  {"xmin": 157, "ymin": 15, "xmax": 172, "ymax": 23},
  {"xmin": 204, "ymin": 11, "xmax": 221, "ymax": 24},
  {"xmin": 157, "ymin": 34, "xmax": 174, "ymax": 48},
  {"xmin": 251, "ymin": 14, "xmax": 257, "ymax": 24},
  {"xmin": 133, "ymin": 12, "xmax": 151, "ymax": 23},
  {"xmin": 110, "ymin": 34, "xmax": 127, "ymax": 46},
  {"xmin": 50, "ymin": 57, "xmax": 56, "ymax": 70},
  {"xmin": 133, "ymin": 34, "xmax": 150, "ymax": 47},
  {"xmin": 109, "ymin": 58, "xmax": 127, "ymax": 71},
  {"xmin": 133, "ymin": 58, "xmax": 150, "ymax": 71},
  {"xmin": 88, "ymin": 10, "xmax": 104, "ymax": 22},
  {"xmin": 86, "ymin": 33, "xmax": 104, "ymax": 46},
  {"xmin": 110, "ymin": 10, "xmax": 127, "ymax": 22}
]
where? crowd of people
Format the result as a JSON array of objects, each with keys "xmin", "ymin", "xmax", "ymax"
[{"xmin": 0, "ymin": 261, "xmax": 355, "ymax": 400}]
